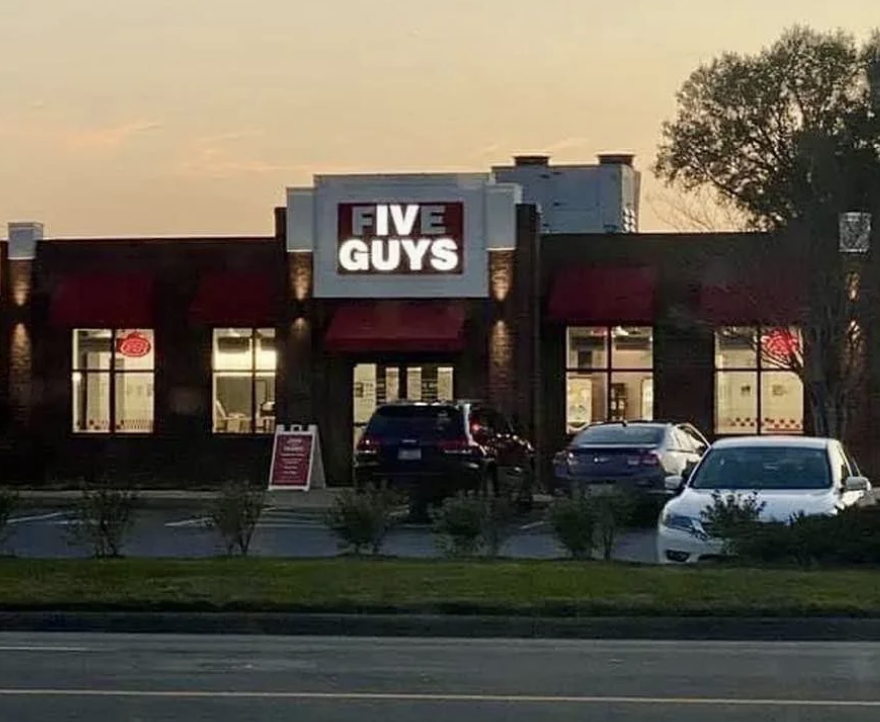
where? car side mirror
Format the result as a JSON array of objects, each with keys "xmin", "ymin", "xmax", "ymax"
[
  {"xmin": 844, "ymin": 476, "xmax": 870, "ymax": 493},
  {"xmin": 665, "ymin": 475, "xmax": 684, "ymax": 493}
]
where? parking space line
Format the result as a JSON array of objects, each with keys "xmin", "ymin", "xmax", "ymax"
[
  {"xmin": 519, "ymin": 520, "xmax": 546, "ymax": 531},
  {"xmin": 7, "ymin": 512, "xmax": 67, "ymax": 525},
  {"xmin": 165, "ymin": 517, "xmax": 212, "ymax": 528}
]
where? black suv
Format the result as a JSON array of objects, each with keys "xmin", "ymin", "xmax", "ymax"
[{"xmin": 354, "ymin": 400, "xmax": 535, "ymax": 513}]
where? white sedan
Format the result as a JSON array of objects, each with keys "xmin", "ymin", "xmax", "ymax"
[{"xmin": 657, "ymin": 435, "xmax": 872, "ymax": 565}]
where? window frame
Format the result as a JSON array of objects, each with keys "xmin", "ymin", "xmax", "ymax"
[
  {"xmin": 713, "ymin": 325, "xmax": 804, "ymax": 436},
  {"xmin": 211, "ymin": 327, "xmax": 277, "ymax": 435},
  {"xmin": 71, "ymin": 328, "xmax": 156, "ymax": 435},
  {"xmin": 565, "ymin": 325, "xmax": 654, "ymax": 428}
]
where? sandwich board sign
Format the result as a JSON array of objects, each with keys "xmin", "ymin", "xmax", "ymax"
[{"xmin": 267, "ymin": 424, "xmax": 325, "ymax": 492}]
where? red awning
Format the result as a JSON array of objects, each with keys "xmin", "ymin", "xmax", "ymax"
[
  {"xmin": 189, "ymin": 272, "xmax": 280, "ymax": 327},
  {"xmin": 325, "ymin": 302, "xmax": 466, "ymax": 352},
  {"xmin": 699, "ymin": 274, "xmax": 806, "ymax": 325},
  {"xmin": 547, "ymin": 266, "xmax": 657, "ymax": 324},
  {"xmin": 50, "ymin": 273, "xmax": 155, "ymax": 328}
]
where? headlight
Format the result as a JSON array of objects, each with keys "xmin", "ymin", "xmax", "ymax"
[{"xmin": 660, "ymin": 512, "xmax": 706, "ymax": 537}]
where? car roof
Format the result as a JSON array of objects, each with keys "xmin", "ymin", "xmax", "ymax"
[{"xmin": 711, "ymin": 435, "xmax": 833, "ymax": 450}]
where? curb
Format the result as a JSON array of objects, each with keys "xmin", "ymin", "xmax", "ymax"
[{"xmin": 3, "ymin": 612, "xmax": 880, "ymax": 641}]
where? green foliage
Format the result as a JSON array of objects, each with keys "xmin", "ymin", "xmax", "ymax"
[
  {"xmin": 207, "ymin": 481, "xmax": 266, "ymax": 557},
  {"xmin": 546, "ymin": 492, "xmax": 597, "ymax": 560},
  {"xmin": 729, "ymin": 507, "xmax": 880, "ymax": 569},
  {"xmin": 480, "ymin": 496, "xmax": 516, "ymax": 557},
  {"xmin": 700, "ymin": 490, "xmax": 767, "ymax": 555},
  {"xmin": 429, "ymin": 492, "xmax": 516, "ymax": 558},
  {"xmin": 655, "ymin": 25, "xmax": 880, "ymax": 231},
  {"xmin": 430, "ymin": 492, "xmax": 487, "ymax": 558},
  {"xmin": 593, "ymin": 491, "xmax": 637, "ymax": 561},
  {"xmin": 546, "ymin": 489, "xmax": 637, "ymax": 561},
  {"xmin": 0, "ymin": 487, "xmax": 20, "ymax": 550},
  {"xmin": 324, "ymin": 487, "xmax": 404, "ymax": 556},
  {"xmin": 67, "ymin": 482, "xmax": 139, "ymax": 558}
]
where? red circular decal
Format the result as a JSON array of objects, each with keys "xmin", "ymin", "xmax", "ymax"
[
  {"xmin": 116, "ymin": 332, "xmax": 152, "ymax": 358},
  {"xmin": 762, "ymin": 329, "xmax": 800, "ymax": 358}
]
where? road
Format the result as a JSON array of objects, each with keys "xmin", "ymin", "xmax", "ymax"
[
  {"xmin": 3, "ymin": 506, "xmax": 659, "ymax": 563},
  {"xmin": 0, "ymin": 634, "xmax": 879, "ymax": 721}
]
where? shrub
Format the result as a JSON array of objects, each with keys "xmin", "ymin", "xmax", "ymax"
[
  {"xmin": 207, "ymin": 480, "xmax": 266, "ymax": 557},
  {"xmin": 731, "ymin": 507, "xmax": 880, "ymax": 568},
  {"xmin": 430, "ymin": 492, "xmax": 486, "ymax": 558},
  {"xmin": 0, "ymin": 487, "xmax": 20, "ymax": 550},
  {"xmin": 67, "ymin": 482, "xmax": 138, "ymax": 558},
  {"xmin": 546, "ymin": 492, "xmax": 597, "ymax": 560},
  {"xmin": 481, "ymin": 496, "xmax": 516, "ymax": 557},
  {"xmin": 324, "ymin": 487, "xmax": 404, "ymax": 556},
  {"xmin": 593, "ymin": 490, "xmax": 637, "ymax": 561},
  {"xmin": 700, "ymin": 490, "xmax": 766, "ymax": 554}
]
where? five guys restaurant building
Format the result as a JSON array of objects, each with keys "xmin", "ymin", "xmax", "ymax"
[{"xmin": 1, "ymin": 170, "xmax": 873, "ymax": 486}]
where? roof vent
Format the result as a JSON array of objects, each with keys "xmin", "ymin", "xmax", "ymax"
[
  {"xmin": 513, "ymin": 155, "xmax": 550, "ymax": 167},
  {"xmin": 598, "ymin": 153, "xmax": 635, "ymax": 167}
]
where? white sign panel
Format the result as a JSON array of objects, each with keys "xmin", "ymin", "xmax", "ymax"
[{"xmin": 286, "ymin": 173, "xmax": 521, "ymax": 299}]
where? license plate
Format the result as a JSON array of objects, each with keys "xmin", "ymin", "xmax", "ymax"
[
  {"xmin": 587, "ymin": 482, "xmax": 616, "ymax": 495},
  {"xmin": 398, "ymin": 449, "xmax": 422, "ymax": 461}
]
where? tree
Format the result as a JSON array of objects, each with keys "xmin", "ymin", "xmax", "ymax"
[{"xmin": 654, "ymin": 26, "xmax": 880, "ymax": 438}]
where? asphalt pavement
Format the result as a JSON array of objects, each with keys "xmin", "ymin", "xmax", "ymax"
[
  {"xmin": 2, "ymin": 506, "xmax": 659, "ymax": 563},
  {"xmin": 1, "ymin": 633, "xmax": 879, "ymax": 721}
]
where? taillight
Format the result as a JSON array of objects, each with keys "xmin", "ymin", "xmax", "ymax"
[
  {"xmin": 640, "ymin": 450, "xmax": 661, "ymax": 466},
  {"xmin": 438, "ymin": 438, "xmax": 480, "ymax": 455},
  {"xmin": 356, "ymin": 435, "xmax": 380, "ymax": 454}
]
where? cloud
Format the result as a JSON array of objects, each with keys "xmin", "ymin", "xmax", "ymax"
[
  {"xmin": 173, "ymin": 128, "xmax": 306, "ymax": 178},
  {"xmin": 61, "ymin": 121, "xmax": 163, "ymax": 151},
  {"xmin": 174, "ymin": 145, "xmax": 302, "ymax": 179},
  {"xmin": 544, "ymin": 136, "xmax": 591, "ymax": 153}
]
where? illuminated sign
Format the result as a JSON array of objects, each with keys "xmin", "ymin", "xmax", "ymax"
[{"xmin": 337, "ymin": 202, "xmax": 464, "ymax": 274}]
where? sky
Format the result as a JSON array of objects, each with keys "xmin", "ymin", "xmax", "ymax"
[{"xmin": 0, "ymin": 0, "xmax": 878, "ymax": 238}]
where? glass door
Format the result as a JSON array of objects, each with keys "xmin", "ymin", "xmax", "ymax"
[{"xmin": 352, "ymin": 363, "xmax": 454, "ymax": 449}]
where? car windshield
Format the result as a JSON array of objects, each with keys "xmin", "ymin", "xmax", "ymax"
[
  {"xmin": 366, "ymin": 405, "xmax": 464, "ymax": 440},
  {"xmin": 572, "ymin": 424, "xmax": 665, "ymax": 446},
  {"xmin": 690, "ymin": 445, "xmax": 832, "ymax": 490}
]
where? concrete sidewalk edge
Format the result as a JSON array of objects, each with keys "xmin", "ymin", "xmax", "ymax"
[
  {"xmin": 2, "ymin": 612, "xmax": 880, "ymax": 640},
  {"xmin": 14, "ymin": 488, "xmax": 346, "ymax": 511}
]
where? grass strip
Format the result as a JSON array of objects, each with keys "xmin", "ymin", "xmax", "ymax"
[{"xmin": 1, "ymin": 557, "xmax": 879, "ymax": 617}]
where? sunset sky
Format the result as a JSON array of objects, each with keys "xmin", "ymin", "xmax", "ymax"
[{"xmin": 1, "ymin": 0, "xmax": 877, "ymax": 238}]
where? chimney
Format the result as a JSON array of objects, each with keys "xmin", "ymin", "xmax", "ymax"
[
  {"xmin": 7, "ymin": 222, "xmax": 44, "ymax": 260},
  {"xmin": 513, "ymin": 155, "xmax": 550, "ymax": 167},
  {"xmin": 597, "ymin": 153, "xmax": 635, "ymax": 167}
]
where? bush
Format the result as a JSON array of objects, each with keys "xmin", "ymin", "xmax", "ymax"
[
  {"xmin": 0, "ymin": 487, "xmax": 20, "ymax": 550},
  {"xmin": 593, "ymin": 490, "xmax": 637, "ymax": 561},
  {"xmin": 431, "ymin": 492, "xmax": 486, "ymax": 557},
  {"xmin": 481, "ymin": 496, "xmax": 516, "ymax": 557},
  {"xmin": 700, "ymin": 490, "xmax": 766, "ymax": 555},
  {"xmin": 324, "ymin": 487, "xmax": 404, "ymax": 556},
  {"xmin": 207, "ymin": 480, "xmax": 266, "ymax": 557},
  {"xmin": 730, "ymin": 507, "xmax": 880, "ymax": 568},
  {"xmin": 67, "ymin": 482, "xmax": 138, "ymax": 558},
  {"xmin": 546, "ymin": 492, "xmax": 597, "ymax": 560}
]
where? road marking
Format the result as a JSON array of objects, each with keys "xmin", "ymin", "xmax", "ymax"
[
  {"xmin": 0, "ymin": 690, "xmax": 877, "ymax": 706},
  {"xmin": 0, "ymin": 646, "xmax": 91, "ymax": 652},
  {"xmin": 519, "ymin": 520, "xmax": 545, "ymax": 531},
  {"xmin": 7, "ymin": 512, "xmax": 66, "ymax": 525},
  {"xmin": 165, "ymin": 517, "xmax": 212, "ymax": 528}
]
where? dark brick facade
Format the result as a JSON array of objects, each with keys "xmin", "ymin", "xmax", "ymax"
[{"xmin": 3, "ymin": 206, "xmax": 878, "ymax": 485}]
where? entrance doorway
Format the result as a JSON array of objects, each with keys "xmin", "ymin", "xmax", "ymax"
[{"xmin": 353, "ymin": 363, "xmax": 455, "ymax": 448}]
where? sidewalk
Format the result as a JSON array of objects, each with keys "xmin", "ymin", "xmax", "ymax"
[{"xmin": 16, "ymin": 487, "xmax": 346, "ymax": 511}]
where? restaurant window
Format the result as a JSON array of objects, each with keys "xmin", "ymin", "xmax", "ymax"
[
  {"xmin": 213, "ymin": 328, "xmax": 276, "ymax": 434},
  {"xmin": 72, "ymin": 329, "xmax": 155, "ymax": 434},
  {"xmin": 565, "ymin": 327, "xmax": 654, "ymax": 434},
  {"xmin": 715, "ymin": 326, "xmax": 804, "ymax": 435}
]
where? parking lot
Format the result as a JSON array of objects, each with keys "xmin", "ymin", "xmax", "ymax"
[{"xmin": 2, "ymin": 505, "xmax": 659, "ymax": 563}]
